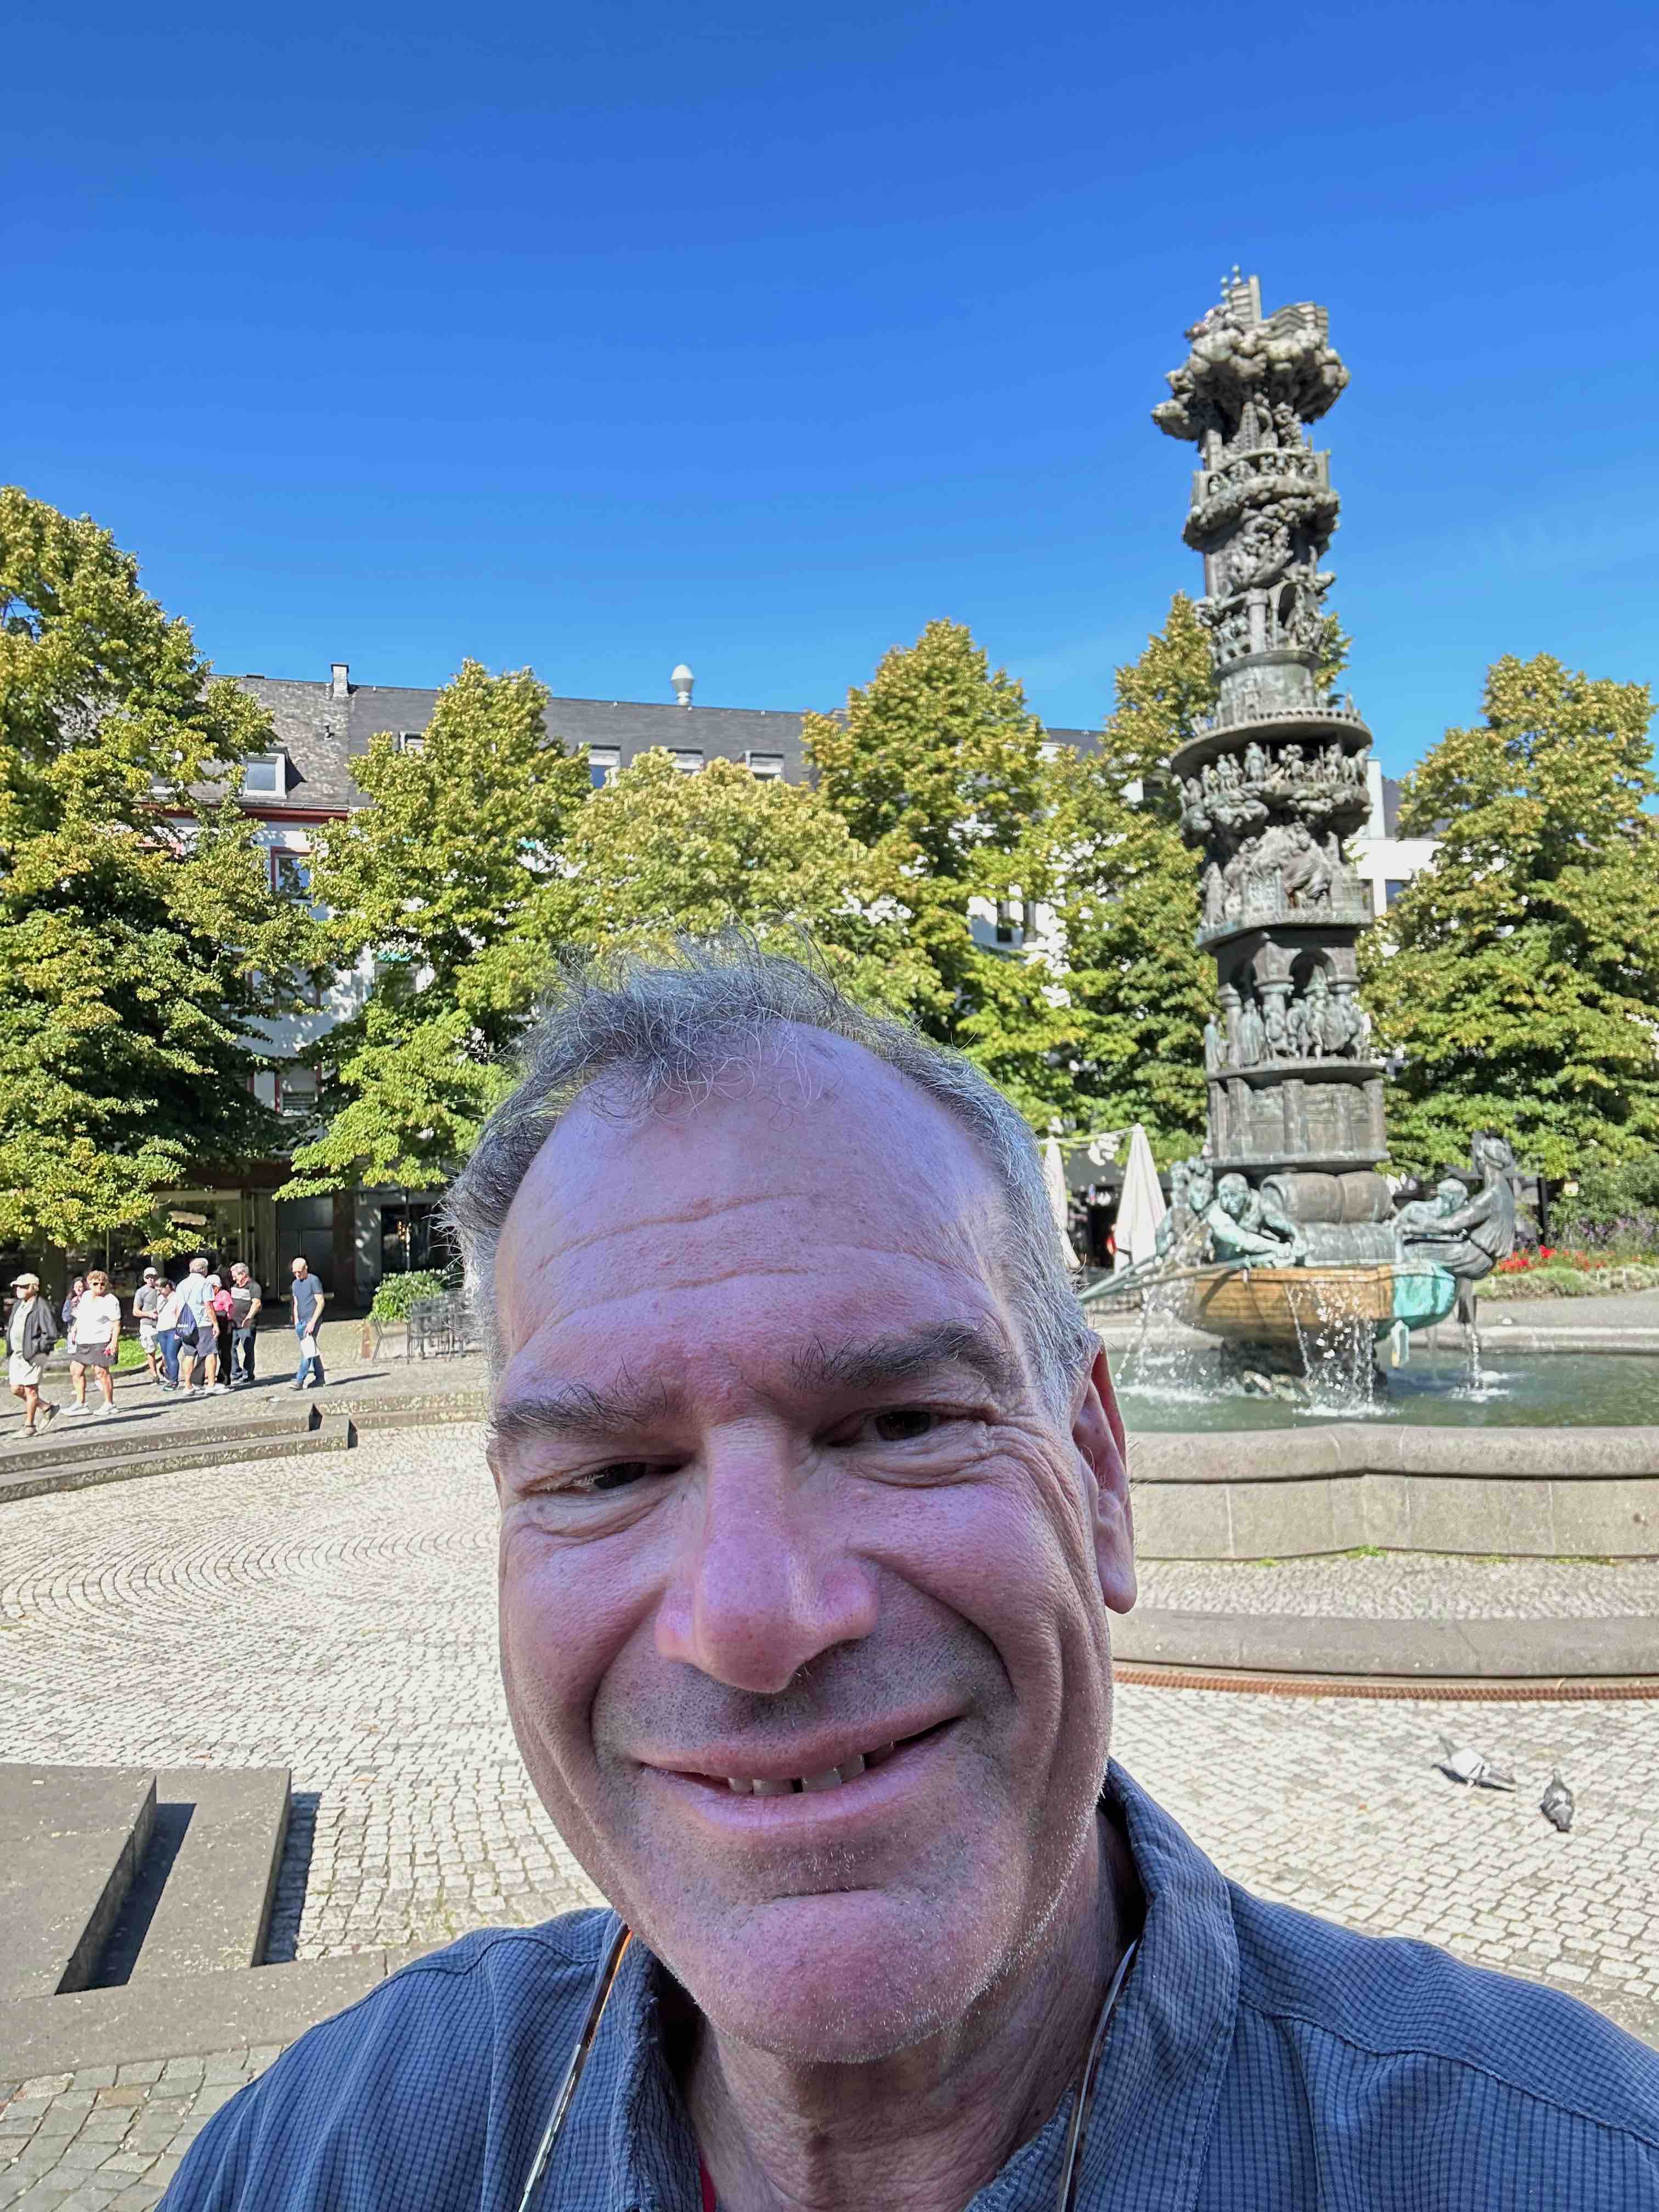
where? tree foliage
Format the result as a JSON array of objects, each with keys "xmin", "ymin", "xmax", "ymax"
[
  {"xmin": 1361, "ymin": 653, "xmax": 1659, "ymax": 1179},
  {"xmin": 287, "ymin": 662, "xmax": 590, "ymax": 1193},
  {"xmin": 553, "ymin": 749, "xmax": 927, "ymax": 1012},
  {"xmin": 804, "ymin": 620, "xmax": 1045, "ymax": 1041},
  {"xmin": 0, "ymin": 486, "xmax": 308, "ymax": 1249},
  {"xmin": 958, "ymin": 596, "xmax": 1215, "ymax": 1150}
]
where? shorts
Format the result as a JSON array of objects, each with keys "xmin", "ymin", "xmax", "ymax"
[
  {"xmin": 71, "ymin": 1343, "xmax": 114, "ymax": 1369},
  {"xmin": 8, "ymin": 1354, "xmax": 43, "ymax": 1389},
  {"xmin": 139, "ymin": 1321, "xmax": 157, "ymax": 1350}
]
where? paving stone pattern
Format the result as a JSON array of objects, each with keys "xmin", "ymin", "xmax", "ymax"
[
  {"xmin": 1, "ymin": 2052, "xmax": 275, "ymax": 2210},
  {"xmin": 5, "ymin": 1427, "xmax": 1658, "ymax": 2202}
]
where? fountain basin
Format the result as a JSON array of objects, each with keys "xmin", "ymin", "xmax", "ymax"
[
  {"xmin": 1125, "ymin": 1413, "xmax": 1659, "ymax": 1561},
  {"xmin": 1167, "ymin": 1260, "xmax": 1457, "ymax": 1347}
]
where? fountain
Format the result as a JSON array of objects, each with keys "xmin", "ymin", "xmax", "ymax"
[{"xmin": 1124, "ymin": 269, "xmax": 1515, "ymax": 1370}]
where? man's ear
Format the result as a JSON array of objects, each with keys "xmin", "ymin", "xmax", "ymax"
[{"xmin": 1073, "ymin": 1344, "xmax": 1136, "ymax": 1615}]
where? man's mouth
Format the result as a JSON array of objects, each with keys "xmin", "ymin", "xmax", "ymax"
[{"xmin": 670, "ymin": 1722, "xmax": 952, "ymax": 1798}]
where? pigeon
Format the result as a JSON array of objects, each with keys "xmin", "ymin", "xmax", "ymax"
[
  {"xmin": 1435, "ymin": 1736, "xmax": 1517, "ymax": 1791},
  {"xmin": 1540, "ymin": 1773, "xmax": 1575, "ymax": 1833}
]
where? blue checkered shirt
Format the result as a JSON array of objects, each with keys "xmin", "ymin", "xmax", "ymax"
[{"xmin": 163, "ymin": 1766, "xmax": 1659, "ymax": 2208}]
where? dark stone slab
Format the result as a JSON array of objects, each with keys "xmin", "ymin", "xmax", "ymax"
[
  {"xmin": 127, "ymin": 1769, "xmax": 292, "ymax": 1983},
  {"xmin": 0, "ymin": 1767, "xmax": 155, "ymax": 2003},
  {"xmin": 0, "ymin": 1951, "xmax": 421, "ymax": 2076}
]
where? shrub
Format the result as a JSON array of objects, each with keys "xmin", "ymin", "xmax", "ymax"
[
  {"xmin": 370, "ymin": 1269, "xmax": 447, "ymax": 1321},
  {"xmin": 1551, "ymin": 1154, "xmax": 1659, "ymax": 1260}
]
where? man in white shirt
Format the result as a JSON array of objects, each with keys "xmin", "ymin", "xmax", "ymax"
[{"xmin": 66, "ymin": 1267, "xmax": 122, "ymax": 1416}]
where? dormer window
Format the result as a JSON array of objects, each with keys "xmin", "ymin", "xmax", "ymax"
[
  {"xmin": 398, "ymin": 732, "xmax": 425, "ymax": 755},
  {"xmin": 243, "ymin": 751, "xmax": 288, "ymax": 799},
  {"xmin": 747, "ymin": 752, "xmax": 786, "ymax": 781},
  {"xmin": 670, "ymin": 749, "xmax": 703, "ymax": 775},
  {"xmin": 588, "ymin": 746, "xmax": 620, "ymax": 788}
]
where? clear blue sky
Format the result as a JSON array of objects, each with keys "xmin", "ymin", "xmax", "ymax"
[{"xmin": 8, "ymin": 2, "xmax": 1656, "ymax": 772}]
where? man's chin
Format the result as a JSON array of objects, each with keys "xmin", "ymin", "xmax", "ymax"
[{"xmin": 661, "ymin": 1887, "xmax": 998, "ymax": 2065}]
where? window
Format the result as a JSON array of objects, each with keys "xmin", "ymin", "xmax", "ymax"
[
  {"xmin": 747, "ymin": 752, "xmax": 786, "ymax": 781},
  {"xmin": 398, "ymin": 731, "xmax": 425, "ymax": 755},
  {"xmin": 1384, "ymin": 878, "xmax": 1409, "ymax": 911},
  {"xmin": 296, "ymin": 970, "xmax": 327, "ymax": 1009},
  {"xmin": 279, "ymin": 1064, "xmax": 319, "ymax": 1117},
  {"xmin": 251, "ymin": 1068, "xmax": 278, "ymax": 1110},
  {"xmin": 588, "ymin": 746, "xmax": 620, "ymax": 788},
  {"xmin": 669, "ymin": 749, "xmax": 703, "ymax": 775},
  {"xmin": 273, "ymin": 852, "xmax": 312, "ymax": 901},
  {"xmin": 243, "ymin": 753, "xmax": 287, "ymax": 799}
]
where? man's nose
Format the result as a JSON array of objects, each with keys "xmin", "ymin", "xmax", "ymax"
[{"xmin": 654, "ymin": 1437, "xmax": 877, "ymax": 1694}]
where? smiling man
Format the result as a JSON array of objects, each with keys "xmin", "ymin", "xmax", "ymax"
[{"xmin": 167, "ymin": 947, "xmax": 1657, "ymax": 2211}]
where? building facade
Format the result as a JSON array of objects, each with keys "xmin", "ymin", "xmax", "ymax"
[{"xmin": 191, "ymin": 658, "xmax": 1424, "ymax": 1303}]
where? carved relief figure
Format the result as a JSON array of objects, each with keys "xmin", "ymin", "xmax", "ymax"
[
  {"xmin": 1235, "ymin": 994, "xmax": 1267, "ymax": 1068},
  {"xmin": 1203, "ymin": 1172, "xmax": 1306, "ymax": 1268},
  {"xmin": 1278, "ymin": 821, "xmax": 1332, "ymax": 907},
  {"xmin": 1203, "ymin": 1015, "xmax": 1223, "ymax": 1073}
]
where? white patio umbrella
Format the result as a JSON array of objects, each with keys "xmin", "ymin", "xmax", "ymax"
[
  {"xmin": 1114, "ymin": 1122, "xmax": 1167, "ymax": 1272},
  {"xmin": 1042, "ymin": 1136, "xmax": 1080, "ymax": 1267}
]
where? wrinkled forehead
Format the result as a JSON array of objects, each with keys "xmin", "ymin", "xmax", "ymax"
[{"xmin": 494, "ymin": 1030, "xmax": 1015, "ymax": 1352}]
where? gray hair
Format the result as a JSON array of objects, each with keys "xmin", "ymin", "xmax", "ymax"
[{"xmin": 446, "ymin": 941, "xmax": 1096, "ymax": 1417}]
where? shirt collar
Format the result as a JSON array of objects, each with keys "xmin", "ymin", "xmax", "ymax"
[{"xmin": 550, "ymin": 1763, "xmax": 1238, "ymax": 2212}]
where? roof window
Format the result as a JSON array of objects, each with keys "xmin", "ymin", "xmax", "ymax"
[{"xmin": 242, "ymin": 752, "xmax": 288, "ymax": 799}]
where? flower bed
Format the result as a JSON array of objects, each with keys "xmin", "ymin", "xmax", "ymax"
[{"xmin": 1480, "ymin": 1257, "xmax": 1659, "ymax": 1301}]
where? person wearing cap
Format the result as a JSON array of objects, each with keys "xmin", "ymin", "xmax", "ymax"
[
  {"xmin": 7, "ymin": 1274, "xmax": 61, "ymax": 1436},
  {"xmin": 133, "ymin": 1266, "xmax": 163, "ymax": 1386}
]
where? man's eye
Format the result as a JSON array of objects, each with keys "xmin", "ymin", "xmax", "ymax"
[
  {"xmin": 575, "ymin": 1460, "xmax": 660, "ymax": 1494},
  {"xmin": 872, "ymin": 1408, "xmax": 939, "ymax": 1443}
]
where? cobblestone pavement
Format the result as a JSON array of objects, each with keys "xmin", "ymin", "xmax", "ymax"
[
  {"xmin": 5, "ymin": 1427, "xmax": 1657, "ymax": 2202},
  {"xmin": 1138, "ymin": 1554, "xmax": 1659, "ymax": 1617},
  {"xmin": 1, "ymin": 2052, "xmax": 272, "ymax": 2210}
]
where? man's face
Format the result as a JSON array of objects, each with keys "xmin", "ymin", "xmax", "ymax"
[
  {"xmin": 292, "ymin": 1261, "xmax": 306, "ymax": 1278},
  {"xmin": 488, "ymin": 1033, "xmax": 1135, "ymax": 2065}
]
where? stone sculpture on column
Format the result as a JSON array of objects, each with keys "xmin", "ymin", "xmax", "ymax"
[{"xmin": 1154, "ymin": 269, "xmax": 1391, "ymax": 1257}]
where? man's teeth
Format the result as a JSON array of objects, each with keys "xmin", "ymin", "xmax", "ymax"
[{"xmin": 724, "ymin": 1745, "xmax": 893, "ymax": 1795}]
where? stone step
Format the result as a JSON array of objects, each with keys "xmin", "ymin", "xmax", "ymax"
[
  {"xmin": 106, "ymin": 1768, "xmax": 292, "ymax": 1985},
  {"xmin": 0, "ymin": 1765, "xmax": 156, "ymax": 2003},
  {"xmin": 0, "ymin": 1412, "xmax": 351, "ymax": 1506},
  {"xmin": 1, "ymin": 1402, "xmax": 317, "ymax": 1480}
]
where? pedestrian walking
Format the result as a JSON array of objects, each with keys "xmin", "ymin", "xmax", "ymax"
[
  {"xmin": 154, "ymin": 1278, "xmax": 183, "ymax": 1388},
  {"xmin": 61, "ymin": 1275, "xmax": 85, "ymax": 1339},
  {"xmin": 133, "ymin": 1266, "xmax": 163, "ymax": 1385},
  {"xmin": 289, "ymin": 1256, "xmax": 326, "ymax": 1389},
  {"xmin": 228, "ymin": 1262, "xmax": 262, "ymax": 1384},
  {"xmin": 66, "ymin": 1267, "xmax": 121, "ymax": 1417},
  {"xmin": 7, "ymin": 1273, "xmax": 60, "ymax": 1435}
]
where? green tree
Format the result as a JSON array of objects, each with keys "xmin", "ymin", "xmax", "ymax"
[
  {"xmin": 554, "ymin": 749, "xmax": 926, "ymax": 1012},
  {"xmin": 959, "ymin": 595, "xmax": 1216, "ymax": 1150},
  {"xmin": 804, "ymin": 620, "xmax": 1046, "ymax": 1042},
  {"xmin": 1361, "ymin": 653, "xmax": 1659, "ymax": 1179},
  {"xmin": 0, "ymin": 486, "xmax": 308, "ymax": 1250},
  {"xmin": 287, "ymin": 661, "xmax": 591, "ymax": 1194}
]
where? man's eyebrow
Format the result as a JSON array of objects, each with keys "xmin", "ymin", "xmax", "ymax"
[
  {"xmin": 490, "ymin": 1374, "xmax": 673, "ymax": 1448},
  {"xmin": 791, "ymin": 1322, "xmax": 1023, "ymax": 1402}
]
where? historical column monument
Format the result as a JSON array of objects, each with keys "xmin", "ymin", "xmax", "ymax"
[{"xmin": 1142, "ymin": 270, "xmax": 1492, "ymax": 1350}]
